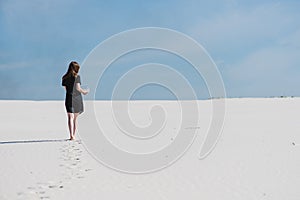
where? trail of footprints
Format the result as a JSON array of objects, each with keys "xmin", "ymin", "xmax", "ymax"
[{"xmin": 17, "ymin": 140, "xmax": 93, "ymax": 199}]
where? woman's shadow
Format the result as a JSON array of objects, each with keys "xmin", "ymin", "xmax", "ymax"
[{"xmin": 0, "ymin": 139, "xmax": 69, "ymax": 145}]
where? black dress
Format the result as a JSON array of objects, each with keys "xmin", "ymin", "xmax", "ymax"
[{"xmin": 62, "ymin": 75, "xmax": 84, "ymax": 114}]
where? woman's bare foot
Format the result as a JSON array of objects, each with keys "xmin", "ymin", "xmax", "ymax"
[{"xmin": 70, "ymin": 136, "xmax": 75, "ymax": 140}]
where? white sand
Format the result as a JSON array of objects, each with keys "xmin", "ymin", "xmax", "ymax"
[{"xmin": 0, "ymin": 98, "xmax": 299, "ymax": 199}]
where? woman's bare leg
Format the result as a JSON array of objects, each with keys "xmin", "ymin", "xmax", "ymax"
[
  {"xmin": 67, "ymin": 113, "xmax": 75, "ymax": 140},
  {"xmin": 73, "ymin": 113, "xmax": 80, "ymax": 139}
]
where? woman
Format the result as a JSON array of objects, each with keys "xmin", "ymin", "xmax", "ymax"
[{"xmin": 62, "ymin": 61, "xmax": 89, "ymax": 140}]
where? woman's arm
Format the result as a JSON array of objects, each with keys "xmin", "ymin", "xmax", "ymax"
[{"xmin": 75, "ymin": 83, "xmax": 89, "ymax": 95}]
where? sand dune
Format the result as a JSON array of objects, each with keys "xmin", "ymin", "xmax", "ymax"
[{"xmin": 0, "ymin": 98, "xmax": 299, "ymax": 199}]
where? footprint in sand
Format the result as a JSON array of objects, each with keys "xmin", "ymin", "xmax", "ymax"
[
  {"xmin": 59, "ymin": 140, "xmax": 92, "ymax": 182},
  {"xmin": 19, "ymin": 139, "xmax": 91, "ymax": 199}
]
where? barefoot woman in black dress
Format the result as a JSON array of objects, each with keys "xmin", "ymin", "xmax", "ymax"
[{"xmin": 62, "ymin": 61, "xmax": 89, "ymax": 140}]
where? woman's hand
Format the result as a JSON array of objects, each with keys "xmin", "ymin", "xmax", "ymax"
[
  {"xmin": 82, "ymin": 88, "xmax": 89, "ymax": 95},
  {"xmin": 76, "ymin": 83, "xmax": 89, "ymax": 95}
]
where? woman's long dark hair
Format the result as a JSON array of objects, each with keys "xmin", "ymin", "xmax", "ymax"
[{"xmin": 62, "ymin": 61, "xmax": 80, "ymax": 80}]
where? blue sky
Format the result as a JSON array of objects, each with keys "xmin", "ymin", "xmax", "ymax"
[{"xmin": 0, "ymin": 0, "xmax": 299, "ymax": 100}]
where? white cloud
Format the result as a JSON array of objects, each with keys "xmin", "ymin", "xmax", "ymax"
[
  {"xmin": 226, "ymin": 24, "xmax": 300, "ymax": 80},
  {"xmin": 279, "ymin": 28, "xmax": 300, "ymax": 48},
  {"xmin": 189, "ymin": 2, "xmax": 298, "ymax": 55},
  {"xmin": 223, "ymin": 27, "xmax": 300, "ymax": 96},
  {"xmin": 228, "ymin": 45, "xmax": 299, "ymax": 80},
  {"xmin": 185, "ymin": 2, "xmax": 300, "ymax": 97},
  {"xmin": 0, "ymin": 60, "xmax": 44, "ymax": 70}
]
